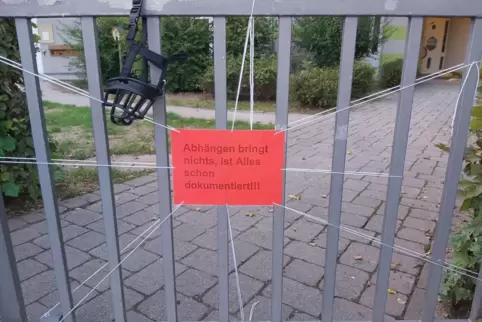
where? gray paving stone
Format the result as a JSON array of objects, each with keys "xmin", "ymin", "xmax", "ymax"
[
  {"xmin": 342, "ymin": 202, "xmax": 375, "ymax": 217},
  {"xmin": 67, "ymin": 231, "xmax": 105, "ymax": 251},
  {"xmin": 138, "ymin": 290, "xmax": 209, "ymax": 321},
  {"xmin": 10, "ymin": 226, "xmax": 41, "ymax": 246},
  {"xmin": 26, "ymin": 301, "xmax": 49, "ymax": 322},
  {"xmin": 123, "ymin": 210, "xmax": 158, "ymax": 226},
  {"xmin": 404, "ymin": 287, "xmax": 425, "ymax": 320},
  {"xmin": 391, "ymin": 252, "xmax": 423, "ymax": 275},
  {"xmin": 333, "ymin": 298, "xmax": 395, "ymax": 321},
  {"xmin": 173, "ymin": 222, "xmax": 208, "ymax": 242},
  {"xmin": 63, "ymin": 208, "xmax": 102, "ymax": 226},
  {"xmin": 14, "ymin": 242, "xmax": 44, "ymax": 261},
  {"xmin": 359, "ymin": 285, "xmax": 407, "ymax": 317},
  {"xmin": 239, "ymin": 250, "xmax": 289, "ymax": 281},
  {"xmin": 20, "ymin": 211, "xmax": 45, "ymax": 224},
  {"xmin": 126, "ymin": 310, "xmax": 155, "ymax": 322},
  {"xmin": 345, "ymin": 178, "xmax": 370, "ymax": 191},
  {"xmin": 125, "ymin": 261, "xmax": 164, "ymax": 295},
  {"xmin": 371, "ymin": 270, "xmax": 416, "ymax": 295},
  {"xmin": 177, "ymin": 208, "xmax": 218, "ymax": 229},
  {"xmin": 191, "ymin": 227, "xmax": 240, "ymax": 251},
  {"xmin": 365, "ymin": 215, "xmax": 401, "ymax": 234},
  {"xmin": 181, "ymin": 247, "xmax": 217, "ymax": 275},
  {"xmin": 285, "ymin": 218, "xmax": 325, "ymax": 242},
  {"xmin": 228, "ymin": 211, "xmax": 263, "ymax": 232},
  {"xmin": 229, "ymin": 240, "xmax": 260, "ymax": 271},
  {"xmin": 21, "ymin": 270, "xmax": 58, "ymax": 304},
  {"xmin": 289, "ymin": 312, "xmax": 317, "ymax": 321},
  {"xmin": 176, "ymin": 268, "xmax": 217, "ymax": 296},
  {"xmin": 237, "ymin": 226, "xmax": 289, "ymax": 250},
  {"xmin": 409, "ymin": 208, "xmax": 439, "ymax": 221},
  {"xmin": 402, "ymin": 177, "xmax": 426, "ymax": 188},
  {"xmin": 203, "ymin": 273, "xmax": 264, "ymax": 313},
  {"xmin": 136, "ymin": 191, "xmax": 159, "ymax": 206},
  {"xmin": 9, "ymin": 217, "xmax": 28, "ymax": 231},
  {"xmin": 115, "ymin": 191, "xmax": 138, "ymax": 205},
  {"xmin": 376, "ymin": 203, "xmax": 411, "ymax": 220},
  {"xmin": 284, "ymin": 259, "xmax": 324, "ymax": 286},
  {"xmin": 403, "ymin": 216, "xmax": 436, "ymax": 232},
  {"xmin": 129, "ymin": 220, "xmax": 165, "ymax": 241},
  {"xmin": 337, "ymin": 226, "xmax": 376, "ymax": 244},
  {"xmin": 312, "ymin": 232, "xmax": 351, "ymax": 255},
  {"xmin": 417, "ymin": 263, "xmax": 430, "ymax": 289},
  {"xmin": 264, "ymin": 277, "xmax": 322, "ymax": 317},
  {"xmin": 60, "ymin": 193, "xmax": 100, "ymax": 209},
  {"xmin": 86, "ymin": 219, "xmax": 135, "ymax": 235},
  {"xmin": 241, "ymin": 296, "xmax": 293, "ymax": 321},
  {"xmin": 130, "ymin": 184, "xmax": 157, "ymax": 196},
  {"xmin": 124, "ymin": 175, "xmax": 157, "ymax": 187},
  {"xmin": 339, "ymin": 242, "xmax": 380, "ymax": 273},
  {"xmin": 120, "ymin": 247, "xmax": 159, "ymax": 272},
  {"xmin": 69, "ymin": 258, "xmax": 131, "ymax": 292},
  {"xmin": 400, "ymin": 197, "xmax": 439, "ymax": 212},
  {"xmin": 351, "ymin": 195, "xmax": 383, "ymax": 208},
  {"xmin": 401, "ymin": 186, "xmax": 422, "ymax": 199},
  {"xmin": 17, "ymin": 258, "xmax": 49, "ymax": 282},
  {"xmin": 285, "ymin": 241, "xmax": 325, "ymax": 267},
  {"xmin": 329, "ymin": 264, "xmax": 370, "ymax": 300},
  {"xmin": 89, "ymin": 232, "xmax": 138, "ymax": 260},
  {"xmin": 397, "ymin": 227, "xmax": 430, "ymax": 244},
  {"xmin": 35, "ymin": 245, "xmax": 90, "ymax": 270},
  {"xmin": 39, "ymin": 281, "xmax": 98, "ymax": 309},
  {"xmin": 144, "ymin": 236, "xmax": 197, "ymax": 260},
  {"xmin": 393, "ymin": 237, "xmax": 426, "ymax": 254}
]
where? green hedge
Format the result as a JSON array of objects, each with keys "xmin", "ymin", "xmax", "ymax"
[
  {"xmin": 291, "ymin": 60, "xmax": 376, "ymax": 109},
  {"xmin": 379, "ymin": 58, "xmax": 403, "ymax": 89},
  {"xmin": 202, "ymin": 54, "xmax": 277, "ymax": 101}
]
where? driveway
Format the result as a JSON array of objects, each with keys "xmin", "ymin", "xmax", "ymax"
[{"xmin": 9, "ymin": 80, "xmax": 462, "ymax": 321}]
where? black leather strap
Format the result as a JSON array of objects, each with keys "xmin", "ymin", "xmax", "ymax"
[{"xmin": 126, "ymin": 0, "xmax": 143, "ymax": 45}]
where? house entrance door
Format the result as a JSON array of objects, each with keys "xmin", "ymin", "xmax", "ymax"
[{"xmin": 420, "ymin": 17, "xmax": 450, "ymax": 74}]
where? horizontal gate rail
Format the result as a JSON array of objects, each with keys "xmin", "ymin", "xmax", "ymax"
[{"xmin": 0, "ymin": 0, "xmax": 482, "ymax": 17}]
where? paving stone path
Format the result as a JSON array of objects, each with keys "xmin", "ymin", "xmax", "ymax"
[{"xmin": 10, "ymin": 80, "xmax": 463, "ymax": 321}]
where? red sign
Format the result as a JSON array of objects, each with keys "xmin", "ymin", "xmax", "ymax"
[{"xmin": 171, "ymin": 129, "xmax": 285, "ymax": 205}]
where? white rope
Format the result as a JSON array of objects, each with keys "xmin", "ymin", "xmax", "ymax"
[
  {"xmin": 451, "ymin": 61, "xmax": 481, "ymax": 138},
  {"xmin": 249, "ymin": 16, "xmax": 255, "ymax": 130},
  {"xmin": 282, "ymin": 168, "xmax": 401, "ymax": 178},
  {"xmin": 56, "ymin": 203, "xmax": 184, "ymax": 322},
  {"xmin": 276, "ymin": 62, "xmax": 478, "ymax": 135},
  {"xmin": 226, "ymin": 205, "xmax": 246, "ymax": 321},
  {"xmin": 231, "ymin": 0, "xmax": 257, "ymax": 131},
  {"xmin": 0, "ymin": 56, "xmax": 179, "ymax": 133},
  {"xmin": 275, "ymin": 203, "xmax": 482, "ymax": 280}
]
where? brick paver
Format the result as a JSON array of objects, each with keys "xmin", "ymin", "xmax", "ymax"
[{"xmin": 9, "ymin": 81, "xmax": 462, "ymax": 320}]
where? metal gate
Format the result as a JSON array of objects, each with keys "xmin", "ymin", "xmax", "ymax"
[{"xmin": 1, "ymin": 0, "xmax": 482, "ymax": 321}]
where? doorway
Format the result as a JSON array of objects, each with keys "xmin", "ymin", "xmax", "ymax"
[{"xmin": 420, "ymin": 17, "xmax": 450, "ymax": 74}]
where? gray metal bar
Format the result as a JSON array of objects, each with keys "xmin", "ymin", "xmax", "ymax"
[
  {"xmin": 423, "ymin": 18, "xmax": 482, "ymax": 322},
  {"xmin": 147, "ymin": 17, "xmax": 178, "ymax": 322},
  {"xmin": 0, "ymin": 194, "xmax": 27, "ymax": 322},
  {"xmin": 80, "ymin": 17, "xmax": 126, "ymax": 322},
  {"xmin": 1, "ymin": 0, "xmax": 481, "ymax": 17},
  {"xmin": 321, "ymin": 17, "xmax": 358, "ymax": 322},
  {"xmin": 271, "ymin": 16, "xmax": 292, "ymax": 322},
  {"xmin": 372, "ymin": 17, "xmax": 423, "ymax": 322},
  {"xmin": 469, "ymin": 266, "xmax": 482, "ymax": 321},
  {"xmin": 15, "ymin": 18, "xmax": 75, "ymax": 322},
  {"xmin": 213, "ymin": 16, "xmax": 230, "ymax": 322}
]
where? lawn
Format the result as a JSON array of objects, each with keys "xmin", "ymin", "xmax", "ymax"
[{"xmin": 42, "ymin": 101, "xmax": 273, "ymax": 201}]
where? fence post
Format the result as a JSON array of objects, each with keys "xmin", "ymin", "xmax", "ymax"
[
  {"xmin": 470, "ymin": 266, "xmax": 482, "ymax": 321},
  {"xmin": 423, "ymin": 17, "xmax": 482, "ymax": 322},
  {"xmin": 213, "ymin": 16, "xmax": 230, "ymax": 321},
  {"xmin": 271, "ymin": 16, "xmax": 292, "ymax": 322},
  {"xmin": 321, "ymin": 16, "xmax": 358, "ymax": 322},
  {"xmin": 146, "ymin": 17, "xmax": 179, "ymax": 322},
  {"xmin": 15, "ymin": 18, "xmax": 75, "ymax": 322},
  {"xmin": 0, "ymin": 194, "xmax": 27, "ymax": 322},
  {"xmin": 372, "ymin": 16, "xmax": 423, "ymax": 322},
  {"xmin": 81, "ymin": 16, "xmax": 127, "ymax": 322}
]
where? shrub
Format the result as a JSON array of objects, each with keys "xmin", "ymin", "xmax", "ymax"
[
  {"xmin": 0, "ymin": 19, "xmax": 48, "ymax": 201},
  {"xmin": 202, "ymin": 54, "xmax": 277, "ymax": 101},
  {"xmin": 379, "ymin": 58, "xmax": 403, "ymax": 89},
  {"xmin": 437, "ymin": 105, "xmax": 482, "ymax": 316},
  {"xmin": 290, "ymin": 60, "xmax": 376, "ymax": 109}
]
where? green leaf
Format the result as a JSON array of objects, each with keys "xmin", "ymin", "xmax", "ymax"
[
  {"xmin": 461, "ymin": 198, "xmax": 472, "ymax": 211},
  {"xmin": 1, "ymin": 182, "xmax": 19, "ymax": 197},
  {"xmin": 0, "ymin": 137, "xmax": 15, "ymax": 151},
  {"xmin": 472, "ymin": 106, "xmax": 482, "ymax": 118}
]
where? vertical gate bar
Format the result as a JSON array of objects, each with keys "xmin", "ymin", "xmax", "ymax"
[
  {"xmin": 213, "ymin": 16, "xmax": 230, "ymax": 321},
  {"xmin": 321, "ymin": 16, "xmax": 358, "ymax": 322},
  {"xmin": 146, "ymin": 17, "xmax": 178, "ymax": 322},
  {"xmin": 372, "ymin": 17, "xmax": 423, "ymax": 322},
  {"xmin": 271, "ymin": 16, "xmax": 292, "ymax": 322},
  {"xmin": 15, "ymin": 18, "xmax": 75, "ymax": 322},
  {"xmin": 80, "ymin": 17, "xmax": 127, "ymax": 322},
  {"xmin": 423, "ymin": 17, "xmax": 482, "ymax": 322},
  {"xmin": 469, "ymin": 266, "xmax": 482, "ymax": 321},
  {"xmin": 0, "ymin": 194, "xmax": 27, "ymax": 322}
]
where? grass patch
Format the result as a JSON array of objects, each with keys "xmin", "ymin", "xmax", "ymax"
[
  {"xmin": 384, "ymin": 25, "xmax": 407, "ymax": 40},
  {"xmin": 43, "ymin": 100, "xmax": 273, "ymax": 160},
  {"xmin": 166, "ymin": 93, "xmax": 277, "ymax": 112},
  {"xmin": 381, "ymin": 53, "xmax": 404, "ymax": 64}
]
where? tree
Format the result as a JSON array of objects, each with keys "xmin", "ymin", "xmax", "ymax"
[
  {"xmin": 225, "ymin": 17, "xmax": 277, "ymax": 57},
  {"xmin": 0, "ymin": 19, "xmax": 41, "ymax": 200},
  {"xmin": 292, "ymin": 17, "xmax": 392, "ymax": 67}
]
